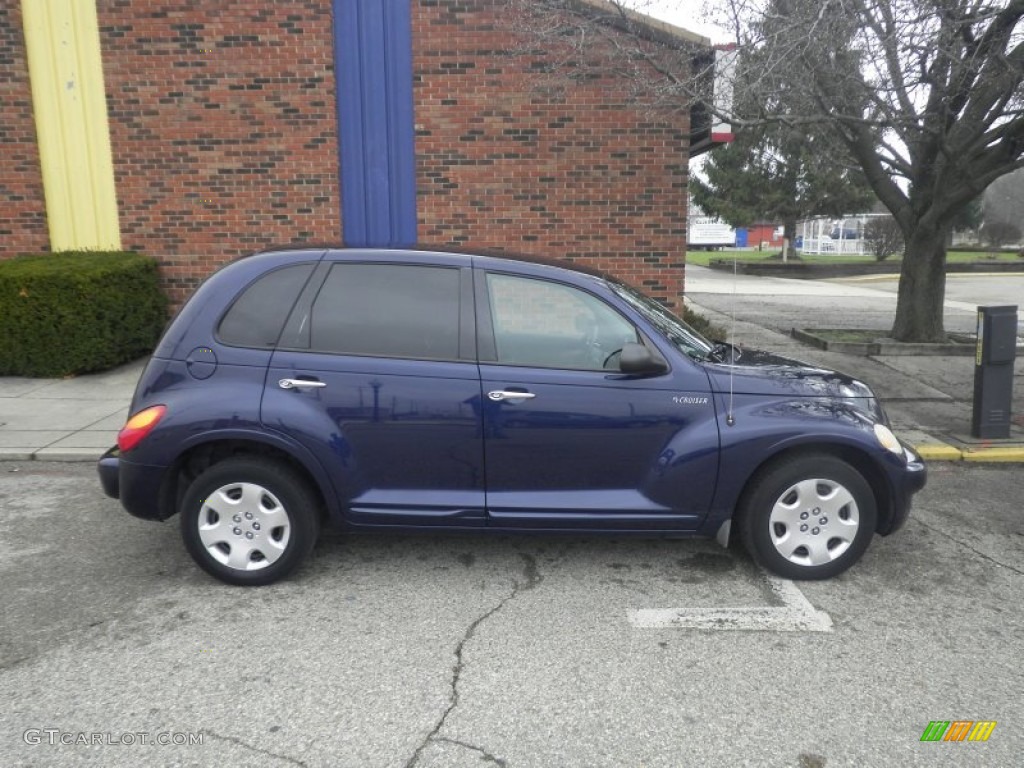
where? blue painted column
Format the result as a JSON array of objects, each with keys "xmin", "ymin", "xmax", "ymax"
[{"xmin": 334, "ymin": 0, "xmax": 417, "ymax": 246}]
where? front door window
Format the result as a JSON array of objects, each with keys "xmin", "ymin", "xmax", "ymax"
[{"xmin": 486, "ymin": 273, "xmax": 638, "ymax": 370}]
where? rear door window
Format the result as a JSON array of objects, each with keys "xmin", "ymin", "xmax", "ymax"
[{"xmin": 309, "ymin": 263, "xmax": 461, "ymax": 360}]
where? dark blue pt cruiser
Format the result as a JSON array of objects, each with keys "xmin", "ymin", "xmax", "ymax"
[{"xmin": 98, "ymin": 248, "xmax": 926, "ymax": 585}]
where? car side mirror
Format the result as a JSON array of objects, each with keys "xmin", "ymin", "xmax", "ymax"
[{"xmin": 619, "ymin": 342, "xmax": 668, "ymax": 375}]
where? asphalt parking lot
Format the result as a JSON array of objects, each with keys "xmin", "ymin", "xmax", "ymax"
[{"xmin": 1, "ymin": 461, "xmax": 1021, "ymax": 767}]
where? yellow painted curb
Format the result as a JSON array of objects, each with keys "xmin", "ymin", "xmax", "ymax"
[
  {"xmin": 961, "ymin": 446, "xmax": 1024, "ymax": 463},
  {"xmin": 914, "ymin": 443, "xmax": 963, "ymax": 461},
  {"xmin": 946, "ymin": 272, "xmax": 1024, "ymax": 278},
  {"xmin": 838, "ymin": 274, "xmax": 900, "ymax": 283},
  {"xmin": 842, "ymin": 272, "xmax": 1024, "ymax": 283}
]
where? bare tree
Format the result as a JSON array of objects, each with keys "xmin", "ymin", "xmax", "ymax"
[
  {"xmin": 507, "ymin": 0, "xmax": 1024, "ymax": 341},
  {"xmin": 864, "ymin": 215, "xmax": 906, "ymax": 260}
]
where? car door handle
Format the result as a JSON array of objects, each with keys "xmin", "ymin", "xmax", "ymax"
[
  {"xmin": 487, "ymin": 390, "xmax": 536, "ymax": 401},
  {"xmin": 278, "ymin": 378, "xmax": 327, "ymax": 390}
]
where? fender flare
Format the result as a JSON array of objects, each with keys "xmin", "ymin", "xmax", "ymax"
[{"xmin": 169, "ymin": 427, "xmax": 343, "ymax": 521}]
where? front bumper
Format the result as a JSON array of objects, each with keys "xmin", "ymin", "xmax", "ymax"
[
  {"xmin": 879, "ymin": 444, "xmax": 927, "ymax": 536},
  {"xmin": 96, "ymin": 446, "xmax": 170, "ymax": 520}
]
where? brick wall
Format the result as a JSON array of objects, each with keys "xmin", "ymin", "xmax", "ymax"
[
  {"xmin": 0, "ymin": 2, "xmax": 48, "ymax": 256},
  {"xmin": 96, "ymin": 0, "xmax": 341, "ymax": 305},
  {"xmin": 4, "ymin": 0, "xmax": 694, "ymax": 309},
  {"xmin": 412, "ymin": 0, "xmax": 691, "ymax": 307}
]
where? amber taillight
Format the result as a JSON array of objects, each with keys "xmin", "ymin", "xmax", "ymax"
[{"xmin": 117, "ymin": 405, "xmax": 167, "ymax": 452}]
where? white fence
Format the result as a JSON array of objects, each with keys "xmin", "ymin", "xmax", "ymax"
[{"xmin": 798, "ymin": 214, "xmax": 891, "ymax": 255}]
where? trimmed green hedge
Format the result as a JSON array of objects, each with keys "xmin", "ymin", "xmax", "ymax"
[
  {"xmin": 0, "ymin": 251, "xmax": 168, "ymax": 377},
  {"xmin": 682, "ymin": 305, "xmax": 727, "ymax": 342}
]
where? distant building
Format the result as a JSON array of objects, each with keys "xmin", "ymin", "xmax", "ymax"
[{"xmin": 737, "ymin": 223, "xmax": 784, "ymax": 250}]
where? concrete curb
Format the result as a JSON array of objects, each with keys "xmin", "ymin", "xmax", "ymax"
[
  {"xmin": 791, "ymin": 327, "xmax": 981, "ymax": 357},
  {"xmin": 0, "ymin": 451, "xmax": 35, "ymax": 462},
  {"xmin": 961, "ymin": 446, "xmax": 1024, "ymax": 462},
  {"xmin": 0, "ymin": 450, "xmax": 101, "ymax": 462},
  {"xmin": 844, "ymin": 271, "xmax": 1024, "ymax": 282},
  {"xmin": 707, "ymin": 260, "xmax": 1024, "ymax": 278}
]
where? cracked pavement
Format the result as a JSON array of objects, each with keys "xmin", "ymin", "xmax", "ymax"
[
  {"xmin": 405, "ymin": 554, "xmax": 541, "ymax": 768},
  {"xmin": 1, "ymin": 462, "xmax": 1022, "ymax": 767}
]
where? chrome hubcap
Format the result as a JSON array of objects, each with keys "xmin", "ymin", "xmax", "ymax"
[
  {"xmin": 198, "ymin": 482, "xmax": 291, "ymax": 571},
  {"xmin": 768, "ymin": 478, "xmax": 859, "ymax": 567}
]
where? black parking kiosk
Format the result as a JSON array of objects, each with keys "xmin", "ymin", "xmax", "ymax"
[{"xmin": 971, "ymin": 305, "xmax": 1018, "ymax": 439}]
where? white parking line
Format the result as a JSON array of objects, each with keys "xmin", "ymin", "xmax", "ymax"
[{"xmin": 629, "ymin": 575, "xmax": 833, "ymax": 632}]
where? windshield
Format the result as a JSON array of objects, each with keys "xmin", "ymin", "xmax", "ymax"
[{"xmin": 609, "ymin": 282, "xmax": 715, "ymax": 362}]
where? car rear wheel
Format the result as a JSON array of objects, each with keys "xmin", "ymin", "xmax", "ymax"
[
  {"xmin": 180, "ymin": 457, "xmax": 320, "ymax": 586},
  {"xmin": 737, "ymin": 455, "xmax": 877, "ymax": 580}
]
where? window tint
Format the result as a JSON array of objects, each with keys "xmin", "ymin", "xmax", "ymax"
[
  {"xmin": 218, "ymin": 264, "xmax": 315, "ymax": 347},
  {"xmin": 310, "ymin": 264, "xmax": 460, "ymax": 359},
  {"xmin": 486, "ymin": 273, "xmax": 638, "ymax": 369}
]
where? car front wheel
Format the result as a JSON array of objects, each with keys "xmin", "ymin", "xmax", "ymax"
[
  {"xmin": 737, "ymin": 455, "xmax": 877, "ymax": 580},
  {"xmin": 180, "ymin": 457, "xmax": 320, "ymax": 586}
]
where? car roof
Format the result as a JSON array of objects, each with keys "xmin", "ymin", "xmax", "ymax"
[{"xmin": 254, "ymin": 244, "xmax": 616, "ymax": 283}]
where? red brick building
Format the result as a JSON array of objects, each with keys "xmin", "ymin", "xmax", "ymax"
[
  {"xmin": 1, "ymin": 1, "xmax": 722, "ymax": 307},
  {"xmin": 744, "ymin": 223, "xmax": 785, "ymax": 250}
]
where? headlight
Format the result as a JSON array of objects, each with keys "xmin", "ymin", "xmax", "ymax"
[{"xmin": 873, "ymin": 423, "xmax": 903, "ymax": 455}]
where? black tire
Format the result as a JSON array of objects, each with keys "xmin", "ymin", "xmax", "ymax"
[
  {"xmin": 180, "ymin": 457, "xmax": 320, "ymax": 586},
  {"xmin": 736, "ymin": 455, "xmax": 877, "ymax": 580}
]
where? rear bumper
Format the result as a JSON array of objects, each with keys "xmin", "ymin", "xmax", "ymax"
[
  {"xmin": 96, "ymin": 446, "xmax": 170, "ymax": 520},
  {"xmin": 98, "ymin": 447, "xmax": 121, "ymax": 498}
]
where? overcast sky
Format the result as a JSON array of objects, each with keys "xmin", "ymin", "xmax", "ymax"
[
  {"xmin": 631, "ymin": 0, "xmax": 734, "ymax": 43},
  {"xmin": 629, "ymin": 1, "xmax": 734, "ymax": 177}
]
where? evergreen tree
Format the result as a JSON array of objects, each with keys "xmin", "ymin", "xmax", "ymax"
[{"xmin": 691, "ymin": 120, "xmax": 875, "ymax": 258}]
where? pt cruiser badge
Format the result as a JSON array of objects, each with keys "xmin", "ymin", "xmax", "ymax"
[{"xmin": 673, "ymin": 395, "xmax": 710, "ymax": 405}]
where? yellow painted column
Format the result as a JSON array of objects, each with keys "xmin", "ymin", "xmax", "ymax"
[{"xmin": 21, "ymin": 0, "xmax": 121, "ymax": 251}]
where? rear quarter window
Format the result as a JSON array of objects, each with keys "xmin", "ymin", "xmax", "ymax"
[{"xmin": 217, "ymin": 263, "xmax": 316, "ymax": 347}]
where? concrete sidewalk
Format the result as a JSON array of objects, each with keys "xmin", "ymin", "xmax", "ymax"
[
  {"xmin": 0, "ymin": 359, "xmax": 141, "ymax": 461},
  {"xmin": 0, "ymin": 265, "xmax": 1021, "ymax": 462}
]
